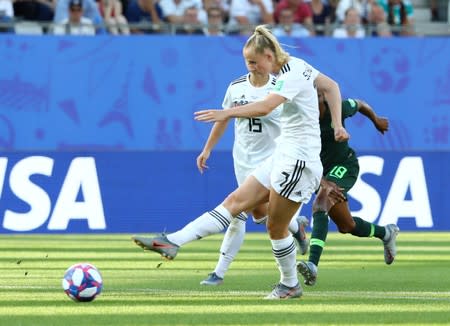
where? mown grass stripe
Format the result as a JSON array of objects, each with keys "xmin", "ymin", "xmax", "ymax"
[{"xmin": 0, "ymin": 232, "xmax": 449, "ymax": 325}]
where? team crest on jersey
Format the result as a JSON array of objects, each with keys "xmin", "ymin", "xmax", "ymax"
[{"xmin": 275, "ymin": 80, "xmax": 284, "ymax": 91}]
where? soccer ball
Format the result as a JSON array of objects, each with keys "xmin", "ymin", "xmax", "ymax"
[{"xmin": 62, "ymin": 263, "xmax": 103, "ymax": 302}]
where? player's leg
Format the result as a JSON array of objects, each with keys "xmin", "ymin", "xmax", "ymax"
[
  {"xmin": 133, "ymin": 176, "xmax": 269, "ymax": 260},
  {"xmin": 202, "ymin": 203, "xmax": 267, "ymax": 285},
  {"xmin": 265, "ymin": 157, "xmax": 322, "ymax": 299},
  {"xmin": 265, "ymin": 190, "xmax": 303, "ymax": 299},
  {"xmin": 297, "ymin": 187, "xmax": 329, "ymax": 286},
  {"xmin": 329, "ymin": 202, "xmax": 400, "ymax": 264},
  {"xmin": 326, "ymin": 158, "xmax": 400, "ymax": 264},
  {"xmin": 132, "ymin": 205, "xmax": 242, "ymax": 259},
  {"xmin": 201, "ymin": 158, "xmax": 273, "ymax": 282},
  {"xmin": 254, "ymin": 206, "xmax": 309, "ymax": 255},
  {"xmin": 287, "ymin": 212, "xmax": 309, "ymax": 255}
]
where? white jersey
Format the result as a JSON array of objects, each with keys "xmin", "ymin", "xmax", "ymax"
[
  {"xmin": 222, "ymin": 74, "xmax": 281, "ymax": 185},
  {"xmin": 271, "ymin": 57, "xmax": 321, "ymax": 161}
]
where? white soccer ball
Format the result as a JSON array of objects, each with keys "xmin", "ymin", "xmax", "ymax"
[{"xmin": 62, "ymin": 263, "xmax": 103, "ymax": 302}]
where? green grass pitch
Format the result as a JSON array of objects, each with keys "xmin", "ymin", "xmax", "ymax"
[{"xmin": 1, "ymin": 232, "xmax": 450, "ymax": 325}]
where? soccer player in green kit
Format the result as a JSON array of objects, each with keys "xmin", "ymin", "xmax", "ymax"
[{"xmin": 297, "ymin": 92, "xmax": 400, "ymax": 286}]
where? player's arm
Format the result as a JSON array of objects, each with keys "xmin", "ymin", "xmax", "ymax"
[
  {"xmin": 315, "ymin": 73, "xmax": 349, "ymax": 142},
  {"xmin": 356, "ymin": 100, "xmax": 389, "ymax": 134},
  {"xmin": 196, "ymin": 120, "xmax": 229, "ymax": 174},
  {"xmin": 194, "ymin": 93, "xmax": 284, "ymax": 122}
]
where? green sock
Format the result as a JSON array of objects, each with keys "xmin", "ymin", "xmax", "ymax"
[
  {"xmin": 351, "ymin": 216, "xmax": 386, "ymax": 239},
  {"xmin": 308, "ymin": 211, "xmax": 329, "ymax": 266}
]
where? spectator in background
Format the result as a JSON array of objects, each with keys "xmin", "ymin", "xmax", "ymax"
[
  {"xmin": 367, "ymin": 2, "xmax": 392, "ymax": 36},
  {"xmin": 54, "ymin": 0, "xmax": 104, "ymax": 33},
  {"xmin": 53, "ymin": 0, "xmax": 96, "ymax": 35},
  {"xmin": 203, "ymin": 5, "xmax": 225, "ymax": 35},
  {"xmin": 125, "ymin": 0, "xmax": 162, "ymax": 33},
  {"xmin": 175, "ymin": 5, "xmax": 205, "ymax": 34},
  {"xmin": 327, "ymin": 0, "xmax": 339, "ymax": 23},
  {"xmin": 274, "ymin": 0, "xmax": 312, "ymax": 28},
  {"xmin": 332, "ymin": 7, "xmax": 365, "ymax": 37},
  {"xmin": 0, "ymin": 0, "xmax": 14, "ymax": 33},
  {"xmin": 377, "ymin": 0, "xmax": 414, "ymax": 35},
  {"xmin": 335, "ymin": 0, "xmax": 372, "ymax": 23},
  {"xmin": 374, "ymin": 21, "xmax": 392, "ymax": 36},
  {"xmin": 98, "ymin": 0, "xmax": 130, "ymax": 34},
  {"xmin": 0, "ymin": 0, "xmax": 14, "ymax": 18},
  {"xmin": 430, "ymin": 0, "xmax": 438, "ymax": 21},
  {"xmin": 272, "ymin": 7, "xmax": 310, "ymax": 36},
  {"xmin": 202, "ymin": 0, "xmax": 229, "ymax": 22},
  {"xmin": 309, "ymin": 0, "xmax": 333, "ymax": 35},
  {"xmin": 159, "ymin": 0, "xmax": 206, "ymax": 24},
  {"xmin": 13, "ymin": 0, "xmax": 54, "ymax": 22},
  {"xmin": 227, "ymin": 0, "xmax": 274, "ymax": 35}
]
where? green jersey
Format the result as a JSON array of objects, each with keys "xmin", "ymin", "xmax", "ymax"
[{"xmin": 320, "ymin": 99, "xmax": 358, "ymax": 173}]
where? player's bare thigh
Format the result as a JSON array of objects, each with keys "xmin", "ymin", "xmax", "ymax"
[
  {"xmin": 267, "ymin": 189, "xmax": 302, "ymax": 239},
  {"xmin": 222, "ymin": 175, "xmax": 269, "ymax": 217}
]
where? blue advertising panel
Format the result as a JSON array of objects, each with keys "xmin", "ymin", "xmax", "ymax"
[
  {"xmin": 0, "ymin": 151, "xmax": 448, "ymax": 233},
  {"xmin": 0, "ymin": 35, "xmax": 449, "ymax": 233},
  {"xmin": 0, "ymin": 36, "xmax": 449, "ymax": 152}
]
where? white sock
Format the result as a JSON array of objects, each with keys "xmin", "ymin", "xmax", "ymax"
[
  {"xmin": 287, "ymin": 206, "xmax": 302, "ymax": 233},
  {"xmin": 214, "ymin": 214, "xmax": 247, "ymax": 278},
  {"xmin": 167, "ymin": 204, "xmax": 232, "ymax": 246},
  {"xmin": 252, "ymin": 215, "xmax": 267, "ymax": 225},
  {"xmin": 271, "ymin": 235, "xmax": 298, "ymax": 287},
  {"xmin": 287, "ymin": 217, "xmax": 299, "ymax": 234}
]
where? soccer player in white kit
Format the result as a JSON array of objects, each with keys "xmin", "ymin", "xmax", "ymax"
[
  {"xmin": 132, "ymin": 70, "xmax": 308, "ymax": 281},
  {"xmin": 196, "ymin": 72, "xmax": 309, "ymax": 286},
  {"xmin": 194, "ymin": 25, "xmax": 349, "ymax": 299}
]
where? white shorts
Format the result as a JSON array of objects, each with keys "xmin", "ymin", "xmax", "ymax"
[
  {"xmin": 251, "ymin": 152, "xmax": 322, "ymax": 203},
  {"xmin": 234, "ymin": 162, "xmax": 255, "ymax": 186}
]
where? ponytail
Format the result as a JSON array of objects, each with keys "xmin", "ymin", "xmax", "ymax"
[{"xmin": 244, "ymin": 25, "xmax": 290, "ymax": 67}]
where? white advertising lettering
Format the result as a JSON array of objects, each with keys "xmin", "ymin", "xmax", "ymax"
[
  {"xmin": 1, "ymin": 156, "xmax": 106, "ymax": 231},
  {"xmin": 348, "ymin": 156, "xmax": 433, "ymax": 227}
]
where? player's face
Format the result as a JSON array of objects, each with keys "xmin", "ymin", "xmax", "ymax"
[{"xmin": 243, "ymin": 47, "xmax": 273, "ymax": 76}]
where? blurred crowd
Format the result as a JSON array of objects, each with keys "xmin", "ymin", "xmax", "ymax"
[{"xmin": 0, "ymin": 0, "xmax": 445, "ymax": 36}]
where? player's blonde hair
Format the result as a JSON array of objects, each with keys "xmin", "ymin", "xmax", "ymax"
[{"xmin": 244, "ymin": 25, "xmax": 290, "ymax": 67}]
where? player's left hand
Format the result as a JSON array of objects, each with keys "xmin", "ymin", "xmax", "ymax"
[
  {"xmin": 194, "ymin": 109, "xmax": 229, "ymax": 122},
  {"xmin": 334, "ymin": 126, "xmax": 350, "ymax": 142},
  {"xmin": 374, "ymin": 117, "xmax": 389, "ymax": 134}
]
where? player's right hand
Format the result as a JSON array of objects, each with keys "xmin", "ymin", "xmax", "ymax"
[
  {"xmin": 196, "ymin": 151, "xmax": 210, "ymax": 174},
  {"xmin": 321, "ymin": 179, "xmax": 346, "ymax": 205},
  {"xmin": 334, "ymin": 126, "xmax": 350, "ymax": 142}
]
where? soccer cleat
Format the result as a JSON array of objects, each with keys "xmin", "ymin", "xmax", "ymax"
[
  {"xmin": 200, "ymin": 272, "xmax": 224, "ymax": 286},
  {"xmin": 292, "ymin": 216, "xmax": 309, "ymax": 255},
  {"xmin": 264, "ymin": 282, "xmax": 302, "ymax": 299},
  {"xmin": 383, "ymin": 224, "xmax": 400, "ymax": 265},
  {"xmin": 132, "ymin": 234, "xmax": 179, "ymax": 260},
  {"xmin": 297, "ymin": 260, "xmax": 318, "ymax": 286}
]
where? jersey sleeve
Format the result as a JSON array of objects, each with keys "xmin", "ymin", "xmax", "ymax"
[
  {"xmin": 342, "ymin": 99, "xmax": 359, "ymax": 118},
  {"xmin": 272, "ymin": 61, "xmax": 319, "ymax": 101},
  {"xmin": 222, "ymin": 84, "xmax": 233, "ymax": 109}
]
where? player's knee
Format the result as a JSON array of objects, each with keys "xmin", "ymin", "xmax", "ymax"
[{"xmin": 223, "ymin": 192, "xmax": 245, "ymax": 216}]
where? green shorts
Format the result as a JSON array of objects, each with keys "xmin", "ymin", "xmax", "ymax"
[{"xmin": 324, "ymin": 153, "xmax": 359, "ymax": 196}]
